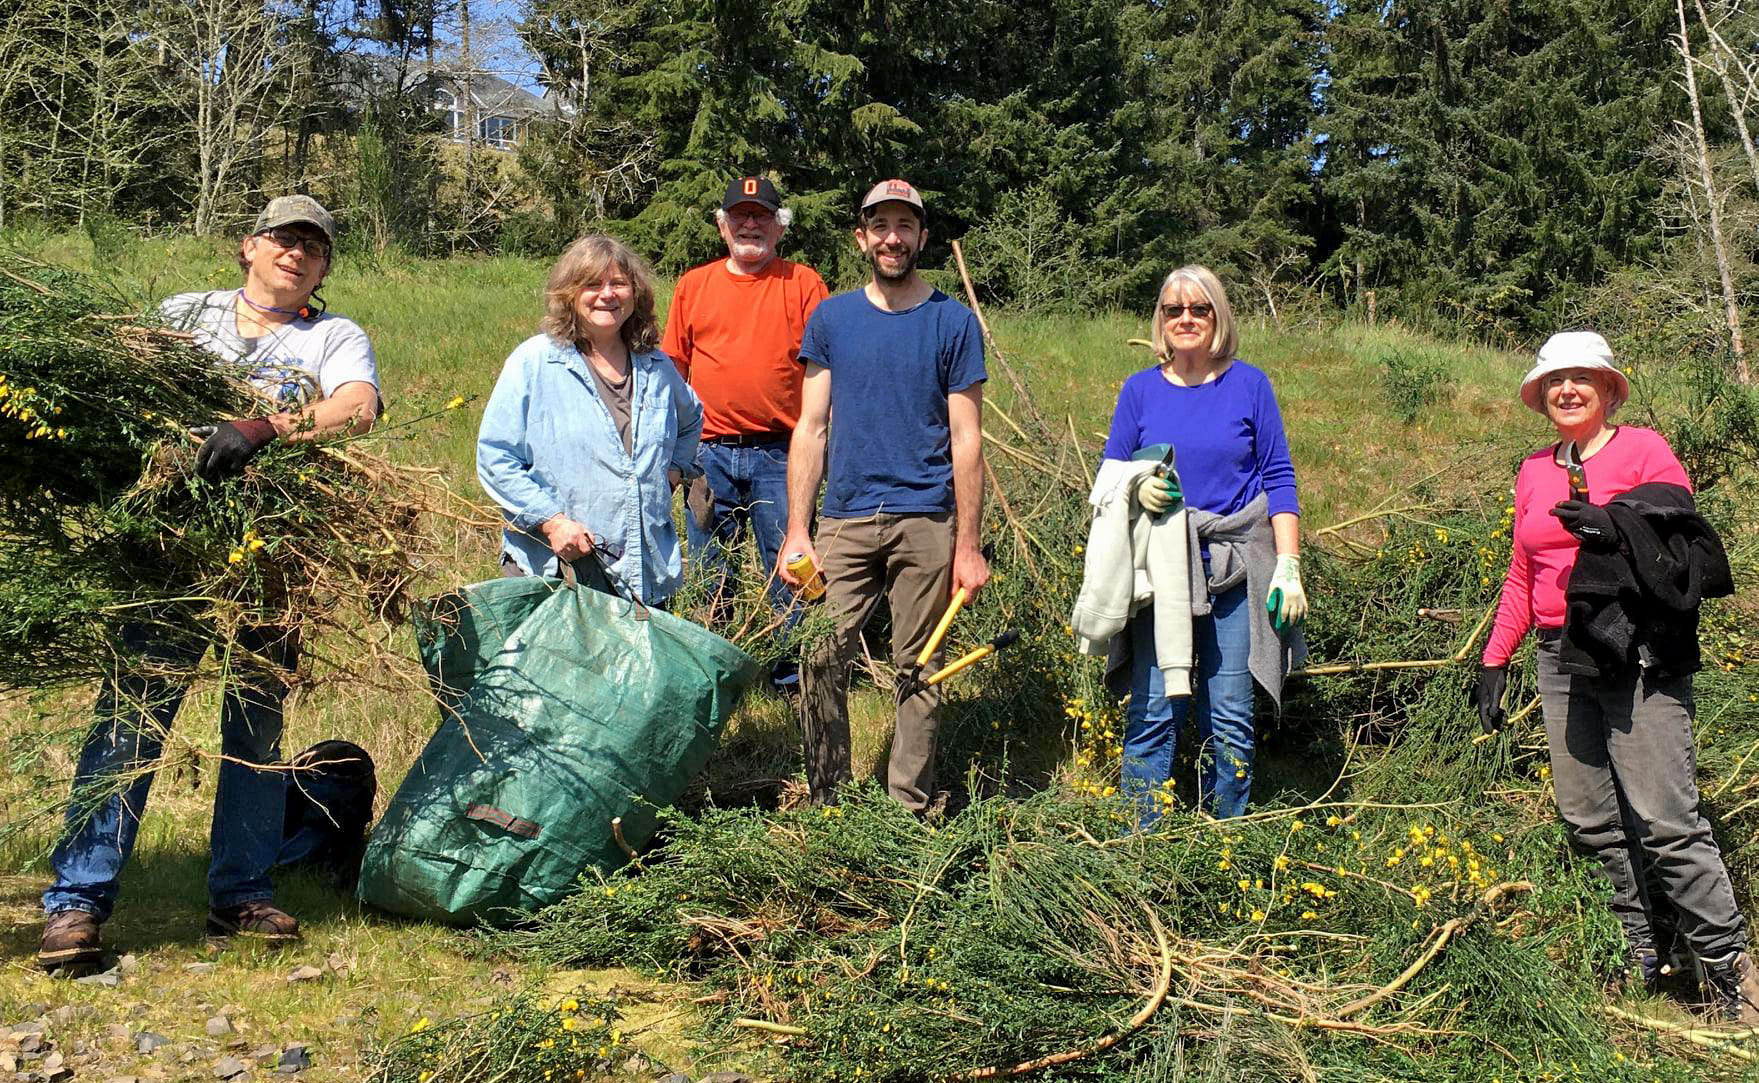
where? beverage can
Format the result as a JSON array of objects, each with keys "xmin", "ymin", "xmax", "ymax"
[{"xmin": 785, "ymin": 551, "xmax": 825, "ymax": 601}]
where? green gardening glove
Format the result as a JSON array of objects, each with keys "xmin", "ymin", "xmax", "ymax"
[
  {"xmin": 1266, "ymin": 554, "xmax": 1307, "ymax": 634},
  {"xmin": 1134, "ymin": 471, "xmax": 1183, "ymax": 515},
  {"xmin": 1130, "ymin": 444, "xmax": 1183, "ymax": 517}
]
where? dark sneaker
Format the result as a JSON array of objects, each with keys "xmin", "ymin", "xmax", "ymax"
[
  {"xmin": 769, "ymin": 660, "xmax": 800, "ymax": 697},
  {"xmin": 206, "ymin": 901, "xmax": 300, "ymax": 942},
  {"xmin": 38, "ymin": 909, "xmax": 104, "ymax": 971},
  {"xmin": 1607, "ymin": 949, "xmax": 1662, "ymax": 995},
  {"xmin": 1703, "ymin": 951, "xmax": 1759, "ymax": 1027},
  {"xmin": 1612, "ymin": 949, "xmax": 1694, "ymax": 997}
]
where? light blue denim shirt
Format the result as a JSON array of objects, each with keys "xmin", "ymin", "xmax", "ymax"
[{"xmin": 477, "ymin": 333, "xmax": 703, "ymax": 602}]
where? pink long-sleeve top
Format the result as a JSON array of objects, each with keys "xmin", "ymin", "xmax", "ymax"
[{"xmin": 1481, "ymin": 426, "xmax": 1690, "ymax": 668}]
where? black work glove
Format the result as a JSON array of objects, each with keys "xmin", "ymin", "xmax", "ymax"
[
  {"xmin": 1471, "ymin": 665, "xmax": 1508, "ymax": 736},
  {"xmin": 1550, "ymin": 499, "xmax": 1619, "ymax": 552},
  {"xmin": 195, "ymin": 418, "xmax": 278, "ymax": 480}
]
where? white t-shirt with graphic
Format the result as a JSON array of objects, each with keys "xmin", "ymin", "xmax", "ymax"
[{"xmin": 159, "ymin": 290, "xmax": 379, "ymax": 409}]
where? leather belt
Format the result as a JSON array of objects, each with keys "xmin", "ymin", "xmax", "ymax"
[{"xmin": 703, "ymin": 430, "xmax": 791, "ymax": 447}]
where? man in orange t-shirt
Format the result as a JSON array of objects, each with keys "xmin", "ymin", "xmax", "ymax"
[{"xmin": 663, "ymin": 175, "xmax": 829, "ymax": 691}]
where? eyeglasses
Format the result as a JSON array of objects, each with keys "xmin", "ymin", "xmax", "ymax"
[
  {"xmin": 257, "ymin": 227, "xmax": 331, "ymax": 260},
  {"xmin": 1160, "ymin": 303, "xmax": 1214, "ymax": 320},
  {"xmin": 726, "ymin": 208, "xmax": 776, "ymax": 224}
]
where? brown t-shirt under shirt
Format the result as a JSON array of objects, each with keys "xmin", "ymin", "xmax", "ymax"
[
  {"xmin": 586, "ymin": 357, "xmax": 633, "ymax": 455},
  {"xmin": 661, "ymin": 257, "xmax": 829, "ymax": 440}
]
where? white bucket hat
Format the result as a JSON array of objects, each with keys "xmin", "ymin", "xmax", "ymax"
[{"xmin": 1519, "ymin": 331, "xmax": 1630, "ymax": 416}]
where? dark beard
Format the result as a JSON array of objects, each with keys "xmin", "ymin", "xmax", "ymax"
[{"xmin": 869, "ymin": 246, "xmax": 919, "ymax": 282}]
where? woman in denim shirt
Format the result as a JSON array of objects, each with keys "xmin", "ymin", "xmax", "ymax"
[{"xmin": 477, "ymin": 235, "xmax": 703, "ymax": 603}]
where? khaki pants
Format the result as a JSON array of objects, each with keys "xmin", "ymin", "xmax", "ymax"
[{"xmin": 800, "ymin": 512, "xmax": 953, "ymax": 810}]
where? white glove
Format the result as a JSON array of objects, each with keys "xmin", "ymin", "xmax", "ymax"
[
  {"xmin": 1266, "ymin": 554, "xmax": 1307, "ymax": 633},
  {"xmin": 1134, "ymin": 472, "xmax": 1181, "ymax": 515}
]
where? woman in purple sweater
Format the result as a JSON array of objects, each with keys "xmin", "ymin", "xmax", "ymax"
[{"xmin": 1101, "ymin": 265, "xmax": 1306, "ymax": 821}]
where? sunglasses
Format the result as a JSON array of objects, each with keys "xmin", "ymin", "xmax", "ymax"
[
  {"xmin": 1160, "ymin": 303, "xmax": 1214, "ymax": 320},
  {"xmin": 726, "ymin": 207, "xmax": 776, "ymax": 224},
  {"xmin": 257, "ymin": 227, "xmax": 331, "ymax": 260}
]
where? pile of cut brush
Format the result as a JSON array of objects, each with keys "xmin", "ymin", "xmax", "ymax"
[
  {"xmin": 0, "ymin": 256, "xmax": 481, "ymax": 710},
  {"xmin": 370, "ymin": 333, "xmax": 1759, "ymax": 1082}
]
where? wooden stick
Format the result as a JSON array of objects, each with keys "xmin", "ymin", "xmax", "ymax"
[
  {"xmin": 1605, "ymin": 1004, "xmax": 1758, "ymax": 1060},
  {"xmin": 1451, "ymin": 606, "xmax": 1497, "ymax": 662},
  {"xmin": 1314, "ymin": 504, "xmax": 1435, "ymax": 538},
  {"xmin": 1335, "ymin": 882, "xmax": 1531, "ymax": 1019},
  {"xmin": 1506, "ymin": 694, "xmax": 1542, "ymax": 728},
  {"xmin": 1066, "ymin": 414, "xmax": 1095, "ymax": 488},
  {"xmin": 1292, "ymin": 606, "xmax": 1492, "ymax": 678},
  {"xmin": 983, "ymin": 453, "xmax": 1044, "ymax": 587},
  {"xmin": 1334, "ymin": 921, "xmax": 1462, "ymax": 1019},
  {"xmin": 1415, "ymin": 608, "xmax": 1462, "ymax": 623},
  {"xmin": 984, "ymin": 433, "xmax": 1085, "ymax": 491},
  {"xmin": 0, "ymin": 266, "xmax": 51, "ymax": 294},
  {"xmin": 732, "ymin": 1018, "xmax": 808, "ymax": 1037},
  {"xmin": 950, "ymin": 904, "xmax": 1173, "ymax": 1080},
  {"xmin": 1712, "ymin": 736, "xmax": 1759, "ymax": 798},
  {"xmin": 950, "ymin": 239, "xmax": 1051, "ymax": 434},
  {"xmin": 610, "ymin": 817, "xmax": 638, "ymax": 861},
  {"xmin": 985, "ymin": 399, "xmax": 1035, "ymax": 444},
  {"xmin": 1294, "ymin": 658, "xmax": 1457, "ymax": 677}
]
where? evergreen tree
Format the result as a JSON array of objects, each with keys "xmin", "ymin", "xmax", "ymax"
[
  {"xmin": 1318, "ymin": 0, "xmax": 1681, "ymax": 336},
  {"xmin": 1094, "ymin": 0, "xmax": 1326, "ymax": 311}
]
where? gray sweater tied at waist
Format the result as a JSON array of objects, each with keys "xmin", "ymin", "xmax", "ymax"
[{"xmin": 1185, "ymin": 493, "xmax": 1306, "ymax": 708}]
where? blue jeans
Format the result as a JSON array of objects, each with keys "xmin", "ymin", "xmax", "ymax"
[
  {"xmin": 44, "ymin": 622, "xmax": 295, "ymax": 920},
  {"xmin": 686, "ymin": 439, "xmax": 800, "ymax": 675},
  {"xmin": 1120, "ymin": 583, "xmax": 1255, "ymax": 825}
]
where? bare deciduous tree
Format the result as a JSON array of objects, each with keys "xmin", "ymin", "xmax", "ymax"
[
  {"xmin": 1694, "ymin": 0, "xmax": 1759, "ymax": 197},
  {"xmin": 0, "ymin": 0, "xmax": 177, "ymax": 229},
  {"xmin": 148, "ymin": 0, "xmax": 291, "ymax": 234},
  {"xmin": 1675, "ymin": 0, "xmax": 1748, "ymax": 381},
  {"xmin": 519, "ymin": 0, "xmax": 657, "ymax": 227}
]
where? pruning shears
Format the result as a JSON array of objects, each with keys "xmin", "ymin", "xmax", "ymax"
[
  {"xmin": 897, "ymin": 581, "xmax": 1020, "ymax": 699},
  {"xmin": 898, "ymin": 587, "xmax": 969, "ymax": 699},
  {"xmin": 1564, "ymin": 440, "xmax": 1589, "ymax": 502},
  {"xmin": 915, "ymin": 630, "xmax": 1020, "ymax": 692}
]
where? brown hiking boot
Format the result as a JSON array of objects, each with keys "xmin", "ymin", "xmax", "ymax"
[
  {"xmin": 206, "ymin": 900, "xmax": 300, "ymax": 942},
  {"xmin": 1703, "ymin": 951, "xmax": 1759, "ymax": 1027},
  {"xmin": 38, "ymin": 909, "xmax": 103, "ymax": 971}
]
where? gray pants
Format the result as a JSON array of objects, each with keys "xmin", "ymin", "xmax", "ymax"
[
  {"xmin": 1537, "ymin": 639, "xmax": 1746, "ymax": 960},
  {"xmin": 800, "ymin": 512, "xmax": 953, "ymax": 810}
]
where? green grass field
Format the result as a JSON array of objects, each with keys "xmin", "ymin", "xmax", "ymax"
[{"xmin": 1, "ymin": 231, "xmax": 1730, "ymax": 1080}]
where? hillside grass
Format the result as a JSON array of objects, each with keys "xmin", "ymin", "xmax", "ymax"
[{"xmin": 0, "ymin": 231, "xmax": 1633, "ymax": 1078}]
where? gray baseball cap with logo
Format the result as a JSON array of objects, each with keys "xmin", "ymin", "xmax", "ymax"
[
  {"xmin": 254, "ymin": 195, "xmax": 336, "ymax": 245},
  {"xmin": 859, "ymin": 178, "xmax": 925, "ymax": 216}
]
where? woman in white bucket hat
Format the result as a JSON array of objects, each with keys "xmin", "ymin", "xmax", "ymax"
[{"xmin": 1476, "ymin": 330, "xmax": 1756, "ymax": 1021}]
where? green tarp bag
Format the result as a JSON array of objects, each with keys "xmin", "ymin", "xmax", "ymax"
[{"xmin": 357, "ymin": 566, "xmax": 760, "ymax": 926}]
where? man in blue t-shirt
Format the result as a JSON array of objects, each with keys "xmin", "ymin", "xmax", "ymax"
[{"xmin": 778, "ymin": 178, "xmax": 989, "ymax": 811}]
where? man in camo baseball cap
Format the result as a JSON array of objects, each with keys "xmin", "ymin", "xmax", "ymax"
[{"xmin": 254, "ymin": 194, "xmax": 336, "ymax": 246}]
